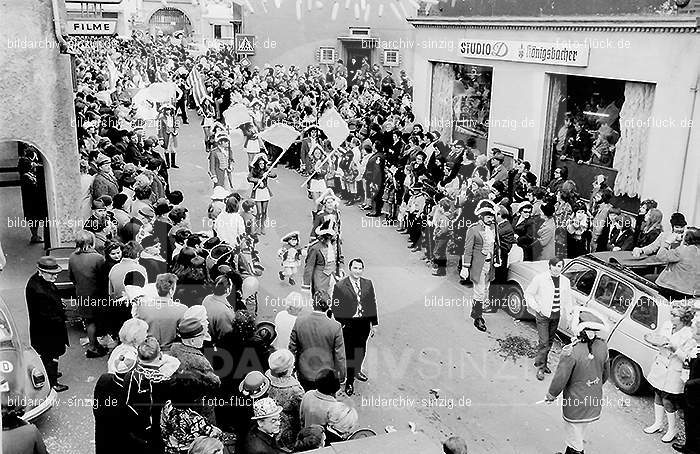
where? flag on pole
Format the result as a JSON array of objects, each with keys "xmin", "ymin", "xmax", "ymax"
[
  {"xmin": 259, "ymin": 123, "xmax": 301, "ymax": 151},
  {"xmin": 106, "ymin": 55, "xmax": 119, "ymax": 91},
  {"xmin": 187, "ymin": 67, "xmax": 210, "ymax": 108},
  {"xmin": 318, "ymin": 107, "xmax": 350, "ymax": 149},
  {"xmin": 223, "ymin": 103, "xmax": 253, "ymax": 129}
]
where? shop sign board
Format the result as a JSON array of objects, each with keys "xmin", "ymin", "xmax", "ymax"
[
  {"xmin": 67, "ymin": 19, "xmax": 118, "ymax": 35},
  {"xmin": 459, "ymin": 39, "xmax": 589, "ymax": 67},
  {"xmin": 235, "ymin": 34, "xmax": 256, "ymax": 55}
]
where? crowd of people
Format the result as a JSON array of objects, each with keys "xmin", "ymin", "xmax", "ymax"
[{"xmin": 5, "ymin": 24, "xmax": 700, "ymax": 454}]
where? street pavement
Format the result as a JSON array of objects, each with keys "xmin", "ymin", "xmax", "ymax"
[{"xmin": 0, "ymin": 111, "xmax": 677, "ymax": 453}]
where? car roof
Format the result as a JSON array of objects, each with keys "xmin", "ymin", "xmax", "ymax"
[{"xmin": 575, "ymin": 254, "xmax": 666, "ymax": 298}]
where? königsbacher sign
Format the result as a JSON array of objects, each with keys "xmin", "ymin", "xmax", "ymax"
[{"xmin": 459, "ymin": 39, "xmax": 590, "ymax": 67}]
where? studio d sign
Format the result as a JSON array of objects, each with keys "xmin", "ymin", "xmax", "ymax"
[
  {"xmin": 459, "ymin": 39, "xmax": 590, "ymax": 67},
  {"xmin": 67, "ymin": 19, "xmax": 118, "ymax": 36}
]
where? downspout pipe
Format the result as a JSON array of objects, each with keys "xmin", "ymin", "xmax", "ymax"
[
  {"xmin": 51, "ymin": 0, "xmax": 70, "ymax": 54},
  {"xmin": 676, "ymin": 68, "xmax": 700, "ymax": 211}
]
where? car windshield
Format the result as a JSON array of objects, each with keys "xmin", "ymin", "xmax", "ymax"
[{"xmin": 0, "ymin": 310, "xmax": 13, "ymax": 344}]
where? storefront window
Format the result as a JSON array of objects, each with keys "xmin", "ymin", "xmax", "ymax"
[
  {"xmin": 429, "ymin": 62, "xmax": 493, "ymax": 151},
  {"xmin": 543, "ymin": 74, "xmax": 654, "ymax": 211}
]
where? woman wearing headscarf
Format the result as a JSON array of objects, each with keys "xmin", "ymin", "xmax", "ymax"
[
  {"xmin": 94, "ymin": 348, "xmax": 139, "ymax": 454},
  {"xmin": 265, "ymin": 349, "xmax": 305, "ymax": 451},
  {"xmin": 643, "ymin": 305, "xmax": 696, "ymax": 443},
  {"xmin": 637, "ymin": 208, "xmax": 664, "ymax": 248}
]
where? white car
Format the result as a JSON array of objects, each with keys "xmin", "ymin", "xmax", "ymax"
[{"xmin": 503, "ymin": 252, "xmax": 675, "ymax": 395}]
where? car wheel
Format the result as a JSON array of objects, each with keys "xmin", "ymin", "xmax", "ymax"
[
  {"xmin": 611, "ymin": 355, "xmax": 643, "ymax": 395},
  {"xmin": 503, "ymin": 284, "xmax": 528, "ymax": 319}
]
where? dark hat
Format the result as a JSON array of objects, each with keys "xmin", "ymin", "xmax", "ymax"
[
  {"xmin": 37, "ymin": 256, "xmax": 61, "ymax": 274},
  {"xmin": 170, "ymin": 206, "xmax": 188, "ymax": 220},
  {"xmin": 98, "ymin": 195, "xmax": 113, "ymax": 207},
  {"xmin": 154, "ymin": 198, "xmax": 173, "ymax": 216},
  {"xmin": 138, "ymin": 205, "xmax": 156, "ymax": 220},
  {"xmin": 177, "ymin": 318, "xmax": 204, "ymax": 339},
  {"xmin": 255, "ymin": 321, "xmax": 277, "ymax": 344},
  {"xmin": 492, "ymin": 151, "xmax": 505, "ymax": 162},
  {"xmin": 96, "ymin": 154, "xmax": 111, "ymax": 166},
  {"xmin": 202, "ymin": 236, "xmax": 222, "ymax": 251},
  {"xmin": 140, "ymin": 234, "xmax": 160, "ymax": 249},
  {"xmin": 92, "ymin": 199, "xmax": 106, "ymax": 210}
]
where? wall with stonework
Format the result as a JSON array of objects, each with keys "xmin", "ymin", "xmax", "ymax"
[{"xmin": 0, "ymin": 0, "xmax": 81, "ymax": 246}]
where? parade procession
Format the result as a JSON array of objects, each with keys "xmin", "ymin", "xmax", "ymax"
[{"xmin": 2, "ymin": 0, "xmax": 700, "ymax": 453}]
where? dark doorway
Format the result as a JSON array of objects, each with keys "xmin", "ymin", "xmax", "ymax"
[{"xmin": 346, "ymin": 47, "xmax": 371, "ymax": 88}]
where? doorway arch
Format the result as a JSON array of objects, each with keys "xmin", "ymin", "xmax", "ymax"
[{"xmin": 148, "ymin": 7, "xmax": 193, "ymax": 35}]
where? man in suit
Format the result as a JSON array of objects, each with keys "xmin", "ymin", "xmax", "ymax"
[
  {"xmin": 595, "ymin": 207, "xmax": 621, "ymax": 252},
  {"xmin": 289, "ymin": 290, "xmax": 346, "ymax": 391},
  {"xmin": 460, "ymin": 200, "xmax": 501, "ymax": 332},
  {"xmin": 332, "ymin": 258, "xmax": 378, "ymax": 396}
]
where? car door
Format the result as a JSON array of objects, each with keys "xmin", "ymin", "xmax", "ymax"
[
  {"xmin": 560, "ymin": 261, "xmax": 598, "ymax": 334},
  {"xmin": 610, "ymin": 295, "xmax": 669, "ymax": 379},
  {"xmin": 588, "ymin": 273, "xmax": 634, "ymax": 334}
]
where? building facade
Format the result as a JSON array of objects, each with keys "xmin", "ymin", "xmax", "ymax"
[
  {"xmin": 1, "ymin": 0, "xmax": 81, "ymax": 247},
  {"xmin": 407, "ymin": 15, "xmax": 700, "ymax": 224}
]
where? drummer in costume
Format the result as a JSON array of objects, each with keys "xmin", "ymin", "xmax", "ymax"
[
  {"xmin": 460, "ymin": 199, "xmax": 501, "ymax": 333},
  {"xmin": 302, "ymin": 219, "xmax": 343, "ymax": 295},
  {"xmin": 157, "ymin": 103, "xmax": 180, "ymax": 169},
  {"xmin": 545, "ymin": 306, "xmax": 610, "ymax": 454},
  {"xmin": 277, "ymin": 231, "xmax": 305, "ymax": 286},
  {"xmin": 247, "ymin": 153, "xmax": 277, "ymax": 235},
  {"xmin": 208, "ymin": 132, "xmax": 234, "ymax": 190}
]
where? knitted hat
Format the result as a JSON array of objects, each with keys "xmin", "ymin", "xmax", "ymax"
[
  {"xmin": 177, "ymin": 318, "xmax": 204, "ymax": 340},
  {"xmin": 251, "ymin": 397, "xmax": 282, "ymax": 420},
  {"xmin": 268, "ymin": 349, "xmax": 294, "ymax": 375}
]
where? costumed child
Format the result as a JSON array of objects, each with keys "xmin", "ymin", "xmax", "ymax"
[{"xmin": 277, "ymin": 231, "xmax": 305, "ymax": 286}]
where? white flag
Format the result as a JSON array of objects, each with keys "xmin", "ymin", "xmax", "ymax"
[{"xmin": 318, "ymin": 107, "xmax": 350, "ymax": 149}]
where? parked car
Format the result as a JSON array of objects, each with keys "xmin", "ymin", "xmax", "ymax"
[
  {"xmin": 504, "ymin": 252, "xmax": 674, "ymax": 395},
  {"xmin": 0, "ymin": 295, "xmax": 56, "ymax": 420}
]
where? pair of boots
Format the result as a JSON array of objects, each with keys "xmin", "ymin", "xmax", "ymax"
[
  {"xmin": 165, "ymin": 152, "xmax": 179, "ymax": 168},
  {"xmin": 644, "ymin": 404, "xmax": 678, "ymax": 442},
  {"xmin": 432, "ymin": 258, "xmax": 447, "ymax": 276}
]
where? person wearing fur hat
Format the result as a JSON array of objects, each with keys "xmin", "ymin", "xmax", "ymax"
[
  {"xmin": 248, "ymin": 153, "xmax": 277, "ymax": 235},
  {"xmin": 208, "ymin": 132, "xmax": 234, "ymax": 190},
  {"xmin": 278, "ymin": 231, "xmax": 304, "ymax": 285},
  {"xmin": 243, "ymin": 397, "xmax": 286, "ymax": 454},
  {"xmin": 157, "ymin": 103, "xmax": 180, "ymax": 168},
  {"xmin": 545, "ymin": 306, "xmax": 610, "ymax": 454},
  {"xmin": 460, "ymin": 199, "xmax": 501, "ymax": 332}
]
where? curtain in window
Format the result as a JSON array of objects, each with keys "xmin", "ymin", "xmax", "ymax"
[
  {"xmin": 613, "ymin": 82, "xmax": 655, "ymax": 198},
  {"xmin": 542, "ymin": 74, "xmax": 564, "ymax": 182},
  {"xmin": 430, "ymin": 63, "xmax": 455, "ymax": 143}
]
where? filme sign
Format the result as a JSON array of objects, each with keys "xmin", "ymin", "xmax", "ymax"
[
  {"xmin": 459, "ymin": 39, "xmax": 590, "ymax": 67},
  {"xmin": 67, "ymin": 19, "xmax": 118, "ymax": 36}
]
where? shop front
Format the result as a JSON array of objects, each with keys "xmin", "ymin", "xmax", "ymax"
[{"xmin": 407, "ymin": 16, "xmax": 700, "ymax": 222}]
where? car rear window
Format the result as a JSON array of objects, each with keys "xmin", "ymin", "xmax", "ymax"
[{"xmin": 630, "ymin": 296, "xmax": 658, "ymax": 330}]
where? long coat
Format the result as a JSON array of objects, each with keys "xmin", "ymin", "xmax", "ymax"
[
  {"xmin": 25, "ymin": 273, "xmax": 68, "ymax": 357},
  {"xmin": 548, "ymin": 338, "xmax": 610, "ymax": 423},
  {"xmin": 302, "ymin": 240, "xmax": 337, "ymax": 295},
  {"xmin": 462, "ymin": 222, "xmax": 500, "ymax": 283},
  {"xmin": 91, "ymin": 171, "xmax": 119, "ymax": 200},
  {"xmin": 93, "ymin": 373, "xmax": 133, "ymax": 454},
  {"xmin": 534, "ymin": 217, "xmax": 556, "ymax": 261}
]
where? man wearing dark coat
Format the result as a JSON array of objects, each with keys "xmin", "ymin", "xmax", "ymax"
[
  {"xmin": 25, "ymin": 256, "xmax": 69, "ymax": 392},
  {"xmin": 332, "ymin": 258, "xmax": 378, "ymax": 396},
  {"xmin": 491, "ymin": 206, "xmax": 515, "ymax": 311},
  {"xmin": 91, "ymin": 154, "xmax": 120, "ymax": 200},
  {"xmin": 364, "ymin": 144, "xmax": 386, "ymax": 217},
  {"xmin": 673, "ymin": 341, "xmax": 700, "ymax": 454}
]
